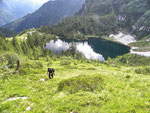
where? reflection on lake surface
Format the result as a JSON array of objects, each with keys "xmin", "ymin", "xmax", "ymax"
[
  {"xmin": 45, "ymin": 38, "xmax": 130, "ymax": 61},
  {"xmin": 45, "ymin": 39, "xmax": 105, "ymax": 61}
]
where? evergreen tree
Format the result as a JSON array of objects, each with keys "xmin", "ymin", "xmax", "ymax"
[
  {"xmin": 27, "ymin": 34, "xmax": 34, "ymax": 49},
  {"xmin": 12, "ymin": 38, "xmax": 22, "ymax": 54},
  {"xmin": 68, "ymin": 42, "xmax": 77, "ymax": 57},
  {"xmin": 33, "ymin": 47, "xmax": 41, "ymax": 60},
  {"xmin": 0, "ymin": 31, "xmax": 4, "ymax": 37},
  {"xmin": 21, "ymin": 41, "xmax": 30, "ymax": 54}
]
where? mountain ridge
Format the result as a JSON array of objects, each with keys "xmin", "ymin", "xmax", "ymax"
[
  {"xmin": 1, "ymin": 0, "xmax": 150, "ymax": 40},
  {"xmin": 2, "ymin": 0, "xmax": 85, "ymax": 32},
  {"xmin": 40, "ymin": 0, "xmax": 150, "ymax": 40},
  {"xmin": 0, "ymin": 0, "xmax": 47, "ymax": 26}
]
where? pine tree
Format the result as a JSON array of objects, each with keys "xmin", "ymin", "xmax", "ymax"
[
  {"xmin": 0, "ymin": 31, "xmax": 4, "ymax": 37},
  {"xmin": 68, "ymin": 42, "xmax": 77, "ymax": 57}
]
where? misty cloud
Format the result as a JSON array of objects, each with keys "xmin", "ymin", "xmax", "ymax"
[
  {"xmin": 45, "ymin": 39, "xmax": 105, "ymax": 61},
  {"xmin": 0, "ymin": 0, "xmax": 49, "ymax": 17}
]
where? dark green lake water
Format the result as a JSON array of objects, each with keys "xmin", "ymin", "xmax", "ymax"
[
  {"xmin": 87, "ymin": 38, "xmax": 130, "ymax": 59},
  {"xmin": 45, "ymin": 37, "xmax": 130, "ymax": 60}
]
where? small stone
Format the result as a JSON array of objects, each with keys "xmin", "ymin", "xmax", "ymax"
[
  {"xmin": 70, "ymin": 111, "xmax": 78, "ymax": 113},
  {"xmin": 40, "ymin": 78, "xmax": 45, "ymax": 81},
  {"xmin": 22, "ymin": 97, "xmax": 28, "ymax": 100},
  {"xmin": 7, "ymin": 97, "xmax": 28, "ymax": 101},
  {"xmin": 26, "ymin": 106, "xmax": 31, "ymax": 111}
]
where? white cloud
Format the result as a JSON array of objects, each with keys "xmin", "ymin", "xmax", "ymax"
[
  {"xmin": 2, "ymin": 0, "xmax": 49, "ymax": 10},
  {"xmin": 45, "ymin": 39, "xmax": 70, "ymax": 53},
  {"xmin": 45, "ymin": 39, "xmax": 105, "ymax": 61},
  {"xmin": 76, "ymin": 42, "xmax": 105, "ymax": 61},
  {"xmin": 27, "ymin": 0, "xmax": 49, "ymax": 6}
]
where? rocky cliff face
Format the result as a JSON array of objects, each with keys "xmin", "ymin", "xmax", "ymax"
[
  {"xmin": 112, "ymin": 0, "xmax": 150, "ymax": 40},
  {"xmin": 2, "ymin": 0, "xmax": 150, "ymax": 40},
  {"xmin": 48, "ymin": 0, "xmax": 150, "ymax": 40}
]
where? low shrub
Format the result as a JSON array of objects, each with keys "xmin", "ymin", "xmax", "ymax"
[
  {"xmin": 57, "ymin": 74, "xmax": 103, "ymax": 94},
  {"xmin": 22, "ymin": 61, "xmax": 43, "ymax": 68},
  {"xmin": 19, "ymin": 68, "xmax": 43, "ymax": 75},
  {"xmin": 0, "ymin": 53, "xmax": 19, "ymax": 68},
  {"xmin": 19, "ymin": 68, "xmax": 27, "ymax": 75},
  {"xmin": 135, "ymin": 67, "xmax": 150, "ymax": 75},
  {"xmin": 114, "ymin": 54, "xmax": 150, "ymax": 66},
  {"xmin": 126, "ymin": 75, "xmax": 131, "ymax": 79},
  {"xmin": 47, "ymin": 61, "xmax": 53, "ymax": 67},
  {"xmin": 87, "ymin": 67, "xmax": 97, "ymax": 70},
  {"xmin": 34, "ymin": 61, "xmax": 43, "ymax": 68},
  {"xmin": 60, "ymin": 60, "xmax": 71, "ymax": 65}
]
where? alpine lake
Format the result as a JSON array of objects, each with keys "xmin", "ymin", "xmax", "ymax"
[{"xmin": 45, "ymin": 37, "xmax": 130, "ymax": 61}]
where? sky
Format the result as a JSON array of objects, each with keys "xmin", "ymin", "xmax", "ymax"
[
  {"xmin": 1, "ymin": 0, "xmax": 49, "ymax": 9},
  {"xmin": 28, "ymin": 0, "xmax": 49, "ymax": 5},
  {"xmin": 0, "ymin": 0, "xmax": 50, "ymax": 25},
  {"xmin": 0, "ymin": 0, "xmax": 50, "ymax": 18},
  {"xmin": 1, "ymin": 0, "xmax": 49, "ymax": 5},
  {"xmin": 20, "ymin": 0, "xmax": 49, "ymax": 8}
]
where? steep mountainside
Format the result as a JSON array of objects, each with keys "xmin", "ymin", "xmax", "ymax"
[
  {"xmin": 0, "ymin": 27, "xmax": 16, "ymax": 37},
  {"xmin": 42, "ymin": 0, "xmax": 150, "ymax": 40},
  {"xmin": 112, "ymin": 0, "xmax": 150, "ymax": 40},
  {"xmin": 0, "ymin": 0, "xmax": 46, "ymax": 26},
  {"xmin": 2, "ymin": 0, "xmax": 85, "ymax": 32},
  {"xmin": 0, "ymin": 7, "xmax": 16, "ymax": 26}
]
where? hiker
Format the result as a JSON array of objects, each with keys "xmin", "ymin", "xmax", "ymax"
[{"xmin": 47, "ymin": 68, "xmax": 55, "ymax": 79}]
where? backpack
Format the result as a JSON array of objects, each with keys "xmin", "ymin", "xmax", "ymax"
[{"xmin": 48, "ymin": 68, "xmax": 55, "ymax": 73}]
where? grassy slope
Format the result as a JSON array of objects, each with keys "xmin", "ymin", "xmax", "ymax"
[
  {"xmin": 0, "ymin": 56, "xmax": 150, "ymax": 113},
  {"xmin": 129, "ymin": 41, "xmax": 150, "ymax": 52}
]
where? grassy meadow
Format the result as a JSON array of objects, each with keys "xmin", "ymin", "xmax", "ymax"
[
  {"xmin": 0, "ymin": 55, "xmax": 150, "ymax": 113},
  {"xmin": 0, "ymin": 30, "xmax": 150, "ymax": 112}
]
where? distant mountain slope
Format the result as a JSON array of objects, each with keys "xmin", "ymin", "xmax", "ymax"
[
  {"xmin": 2, "ymin": 0, "xmax": 85, "ymax": 32},
  {"xmin": 42, "ymin": 0, "xmax": 150, "ymax": 40},
  {"xmin": 112, "ymin": 0, "xmax": 150, "ymax": 40},
  {"xmin": 0, "ymin": 7, "xmax": 16, "ymax": 26},
  {"xmin": 0, "ymin": 28, "xmax": 16, "ymax": 37},
  {"xmin": 0, "ymin": 0, "xmax": 47, "ymax": 26}
]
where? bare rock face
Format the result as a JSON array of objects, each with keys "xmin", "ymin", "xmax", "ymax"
[
  {"xmin": 45, "ymin": 0, "xmax": 150, "ymax": 40},
  {"xmin": 109, "ymin": 32, "xmax": 136, "ymax": 45},
  {"xmin": 2, "ymin": 0, "xmax": 150, "ymax": 40}
]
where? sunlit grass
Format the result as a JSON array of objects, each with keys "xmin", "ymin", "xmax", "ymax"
[{"xmin": 0, "ymin": 57, "xmax": 150, "ymax": 113}]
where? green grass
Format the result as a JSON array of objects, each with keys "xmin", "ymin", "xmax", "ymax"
[
  {"xmin": 57, "ymin": 74, "xmax": 103, "ymax": 94},
  {"xmin": 129, "ymin": 41, "xmax": 150, "ymax": 52},
  {"xmin": 0, "ymin": 56, "xmax": 150, "ymax": 113}
]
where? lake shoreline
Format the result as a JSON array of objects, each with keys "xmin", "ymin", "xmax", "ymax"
[
  {"xmin": 45, "ymin": 38, "xmax": 130, "ymax": 60},
  {"xmin": 109, "ymin": 32, "xmax": 150, "ymax": 57}
]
